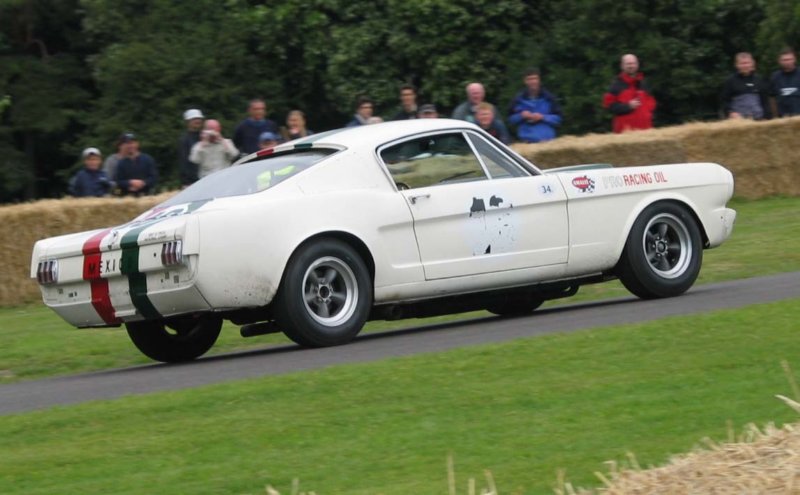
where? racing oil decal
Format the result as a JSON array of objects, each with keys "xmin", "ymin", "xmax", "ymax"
[
  {"xmin": 571, "ymin": 175, "xmax": 596, "ymax": 193},
  {"xmin": 82, "ymin": 228, "xmax": 121, "ymax": 325},
  {"xmin": 601, "ymin": 171, "xmax": 669, "ymax": 189}
]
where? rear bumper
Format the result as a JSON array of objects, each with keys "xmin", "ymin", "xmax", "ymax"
[{"xmin": 39, "ymin": 257, "xmax": 212, "ymax": 328}]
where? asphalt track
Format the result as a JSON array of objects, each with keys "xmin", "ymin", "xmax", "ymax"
[{"xmin": 1, "ymin": 271, "xmax": 798, "ymax": 416}]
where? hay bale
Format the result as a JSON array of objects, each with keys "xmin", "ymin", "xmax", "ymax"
[
  {"xmin": 566, "ymin": 421, "xmax": 800, "ymax": 494},
  {"xmin": 514, "ymin": 130, "xmax": 687, "ymax": 169},
  {"xmin": 0, "ymin": 194, "xmax": 173, "ymax": 308},
  {"xmin": 512, "ymin": 118, "xmax": 800, "ymax": 200},
  {"xmin": 679, "ymin": 118, "xmax": 800, "ymax": 199}
]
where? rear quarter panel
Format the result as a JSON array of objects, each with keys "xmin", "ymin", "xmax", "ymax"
[{"xmin": 192, "ymin": 152, "xmax": 422, "ymax": 309}]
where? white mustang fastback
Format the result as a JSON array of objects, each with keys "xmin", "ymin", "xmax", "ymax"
[{"xmin": 32, "ymin": 119, "xmax": 736, "ymax": 362}]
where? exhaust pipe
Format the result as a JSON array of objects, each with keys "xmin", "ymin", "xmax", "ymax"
[{"xmin": 240, "ymin": 321, "xmax": 281, "ymax": 338}]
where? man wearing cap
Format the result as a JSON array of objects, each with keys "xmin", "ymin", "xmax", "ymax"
[
  {"xmin": 114, "ymin": 133, "xmax": 158, "ymax": 196},
  {"xmin": 178, "ymin": 108, "xmax": 204, "ymax": 186},
  {"xmin": 258, "ymin": 131, "xmax": 281, "ymax": 150},
  {"xmin": 417, "ymin": 103, "xmax": 439, "ymax": 118},
  {"xmin": 69, "ymin": 148, "xmax": 114, "ymax": 197}
]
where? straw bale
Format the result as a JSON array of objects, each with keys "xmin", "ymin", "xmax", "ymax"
[
  {"xmin": 0, "ymin": 193, "xmax": 173, "ymax": 308},
  {"xmin": 568, "ymin": 421, "xmax": 800, "ymax": 494},
  {"xmin": 512, "ymin": 117, "xmax": 800, "ymax": 199},
  {"xmin": 514, "ymin": 130, "xmax": 687, "ymax": 169},
  {"xmin": 679, "ymin": 118, "xmax": 800, "ymax": 199}
]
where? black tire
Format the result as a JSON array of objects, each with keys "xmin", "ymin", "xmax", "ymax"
[
  {"xmin": 275, "ymin": 239, "xmax": 372, "ymax": 347},
  {"xmin": 616, "ymin": 202, "xmax": 703, "ymax": 299},
  {"xmin": 486, "ymin": 293, "xmax": 544, "ymax": 316},
  {"xmin": 126, "ymin": 314, "xmax": 222, "ymax": 363}
]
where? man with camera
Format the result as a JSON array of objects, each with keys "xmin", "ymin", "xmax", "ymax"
[{"xmin": 189, "ymin": 119, "xmax": 239, "ymax": 179}]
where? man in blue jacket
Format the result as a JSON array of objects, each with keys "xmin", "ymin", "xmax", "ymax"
[
  {"xmin": 115, "ymin": 133, "xmax": 158, "ymax": 196},
  {"xmin": 69, "ymin": 147, "xmax": 114, "ymax": 197},
  {"xmin": 233, "ymin": 99, "xmax": 279, "ymax": 155},
  {"xmin": 508, "ymin": 68, "xmax": 562, "ymax": 143}
]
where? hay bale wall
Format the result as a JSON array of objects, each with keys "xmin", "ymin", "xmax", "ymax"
[
  {"xmin": 0, "ymin": 195, "xmax": 169, "ymax": 308},
  {"xmin": 3, "ymin": 118, "xmax": 799, "ymax": 308},
  {"xmin": 514, "ymin": 117, "xmax": 800, "ymax": 199}
]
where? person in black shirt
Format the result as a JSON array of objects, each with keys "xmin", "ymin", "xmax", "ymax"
[
  {"xmin": 390, "ymin": 84, "xmax": 419, "ymax": 121},
  {"xmin": 115, "ymin": 133, "xmax": 158, "ymax": 196},
  {"xmin": 721, "ymin": 52, "xmax": 772, "ymax": 120},
  {"xmin": 770, "ymin": 48, "xmax": 800, "ymax": 117}
]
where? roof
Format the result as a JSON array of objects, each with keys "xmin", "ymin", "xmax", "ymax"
[{"xmin": 287, "ymin": 119, "xmax": 482, "ymax": 151}]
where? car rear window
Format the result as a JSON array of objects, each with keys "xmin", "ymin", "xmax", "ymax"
[{"xmin": 160, "ymin": 149, "xmax": 337, "ymax": 206}]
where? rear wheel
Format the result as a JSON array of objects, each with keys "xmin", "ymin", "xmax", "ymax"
[
  {"xmin": 126, "ymin": 314, "xmax": 222, "ymax": 363},
  {"xmin": 275, "ymin": 239, "xmax": 372, "ymax": 347},
  {"xmin": 616, "ymin": 202, "xmax": 703, "ymax": 299}
]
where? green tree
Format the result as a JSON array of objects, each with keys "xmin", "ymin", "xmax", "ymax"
[
  {"xmin": 529, "ymin": 0, "xmax": 766, "ymax": 135},
  {"xmin": 757, "ymin": 0, "xmax": 800, "ymax": 64},
  {"xmin": 0, "ymin": 0, "xmax": 93, "ymax": 201}
]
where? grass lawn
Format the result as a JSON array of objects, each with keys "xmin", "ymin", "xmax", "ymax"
[
  {"xmin": 1, "ymin": 299, "xmax": 799, "ymax": 494},
  {"xmin": 1, "ymin": 196, "xmax": 798, "ymax": 382}
]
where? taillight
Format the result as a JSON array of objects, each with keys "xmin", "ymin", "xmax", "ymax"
[
  {"xmin": 161, "ymin": 240, "xmax": 183, "ymax": 266},
  {"xmin": 37, "ymin": 259, "xmax": 58, "ymax": 284}
]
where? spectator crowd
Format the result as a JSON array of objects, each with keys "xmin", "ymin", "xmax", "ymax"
[{"xmin": 70, "ymin": 48, "xmax": 800, "ymax": 197}]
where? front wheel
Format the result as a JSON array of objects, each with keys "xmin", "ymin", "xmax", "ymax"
[
  {"xmin": 275, "ymin": 239, "xmax": 372, "ymax": 347},
  {"xmin": 126, "ymin": 314, "xmax": 222, "ymax": 363},
  {"xmin": 616, "ymin": 202, "xmax": 703, "ymax": 299}
]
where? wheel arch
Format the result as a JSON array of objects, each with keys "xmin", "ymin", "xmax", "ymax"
[
  {"xmin": 614, "ymin": 196, "xmax": 710, "ymax": 266},
  {"xmin": 288, "ymin": 230, "xmax": 376, "ymax": 284}
]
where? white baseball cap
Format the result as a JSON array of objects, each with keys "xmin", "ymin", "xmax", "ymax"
[
  {"xmin": 82, "ymin": 147, "xmax": 102, "ymax": 158},
  {"xmin": 183, "ymin": 109, "xmax": 204, "ymax": 120}
]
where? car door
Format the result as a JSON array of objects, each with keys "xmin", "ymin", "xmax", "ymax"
[{"xmin": 379, "ymin": 130, "xmax": 568, "ymax": 280}]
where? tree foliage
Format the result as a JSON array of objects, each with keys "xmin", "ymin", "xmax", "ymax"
[{"xmin": 0, "ymin": 0, "xmax": 795, "ymax": 201}]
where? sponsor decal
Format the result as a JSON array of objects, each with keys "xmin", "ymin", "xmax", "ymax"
[
  {"xmin": 571, "ymin": 175, "xmax": 596, "ymax": 193},
  {"xmin": 602, "ymin": 171, "xmax": 669, "ymax": 189}
]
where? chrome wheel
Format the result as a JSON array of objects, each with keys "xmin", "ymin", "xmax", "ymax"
[
  {"xmin": 302, "ymin": 256, "xmax": 358, "ymax": 327},
  {"xmin": 642, "ymin": 212, "xmax": 692, "ymax": 279}
]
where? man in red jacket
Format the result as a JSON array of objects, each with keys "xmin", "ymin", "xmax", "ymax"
[{"xmin": 603, "ymin": 54, "xmax": 657, "ymax": 133}]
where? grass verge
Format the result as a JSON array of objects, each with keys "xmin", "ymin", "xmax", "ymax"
[
  {"xmin": 1, "ymin": 196, "xmax": 798, "ymax": 382},
  {"xmin": 1, "ymin": 299, "xmax": 799, "ymax": 494}
]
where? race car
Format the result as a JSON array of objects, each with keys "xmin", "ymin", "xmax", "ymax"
[{"xmin": 31, "ymin": 119, "xmax": 736, "ymax": 362}]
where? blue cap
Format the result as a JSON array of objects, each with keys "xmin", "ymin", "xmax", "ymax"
[{"xmin": 259, "ymin": 131, "xmax": 281, "ymax": 142}]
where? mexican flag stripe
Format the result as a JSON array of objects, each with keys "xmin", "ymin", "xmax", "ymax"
[{"xmin": 81, "ymin": 228, "xmax": 120, "ymax": 325}]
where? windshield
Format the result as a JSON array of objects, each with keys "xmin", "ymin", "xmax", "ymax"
[{"xmin": 160, "ymin": 149, "xmax": 337, "ymax": 207}]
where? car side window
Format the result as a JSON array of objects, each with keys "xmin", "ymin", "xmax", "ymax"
[
  {"xmin": 467, "ymin": 133, "xmax": 530, "ymax": 179},
  {"xmin": 380, "ymin": 132, "xmax": 487, "ymax": 189}
]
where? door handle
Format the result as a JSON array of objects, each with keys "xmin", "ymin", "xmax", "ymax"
[{"xmin": 408, "ymin": 193, "xmax": 430, "ymax": 205}]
